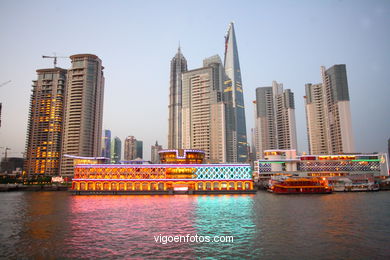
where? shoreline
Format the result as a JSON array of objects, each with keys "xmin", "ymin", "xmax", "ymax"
[{"xmin": 0, "ymin": 184, "xmax": 69, "ymax": 192}]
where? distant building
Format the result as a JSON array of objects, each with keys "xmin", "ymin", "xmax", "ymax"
[
  {"xmin": 224, "ymin": 22, "xmax": 248, "ymax": 163},
  {"xmin": 111, "ymin": 137, "xmax": 121, "ymax": 163},
  {"xmin": 24, "ymin": 68, "xmax": 67, "ymax": 176},
  {"xmin": 305, "ymin": 65, "xmax": 354, "ymax": 154},
  {"xmin": 1, "ymin": 157, "xmax": 24, "ymax": 174},
  {"xmin": 181, "ymin": 55, "xmax": 226, "ymax": 163},
  {"xmin": 136, "ymin": 140, "xmax": 143, "ymax": 159},
  {"xmin": 124, "ymin": 136, "xmax": 137, "ymax": 161},
  {"xmin": 151, "ymin": 141, "xmax": 163, "ymax": 164},
  {"xmin": 388, "ymin": 138, "xmax": 390, "ymax": 161},
  {"xmin": 101, "ymin": 129, "xmax": 111, "ymax": 159},
  {"xmin": 168, "ymin": 46, "xmax": 188, "ymax": 149},
  {"xmin": 253, "ymin": 81, "xmax": 297, "ymax": 159},
  {"xmin": 60, "ymin": 54, "xmax": 105, "ymax": 177}
]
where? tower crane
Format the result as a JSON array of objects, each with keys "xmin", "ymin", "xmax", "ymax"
[{"xmin": 42, "ymin": 54, "xmax": 69, "ymax": 68}]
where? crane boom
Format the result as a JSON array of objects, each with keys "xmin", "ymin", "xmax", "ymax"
[
  {"xmin": 42, "ymin": 55, "xmax": 68, "ymax": 68},
  {"xmin": 0, "ymin": 80, "xmax": 11, "ymax": 88}
]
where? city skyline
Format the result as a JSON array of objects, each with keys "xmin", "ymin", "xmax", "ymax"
[{"xmin": 1, "ymin": 0, "xmax": 389, "ymax": 161}]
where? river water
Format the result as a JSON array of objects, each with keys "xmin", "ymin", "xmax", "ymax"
[{"xmin": 0, "ymin": 191, "xmax": 389, "ymax": 259}]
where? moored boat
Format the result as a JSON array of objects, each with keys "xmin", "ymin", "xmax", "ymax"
[{"xmin": 268, "ymin": 177, "xmax": 332, "ymax": 194}]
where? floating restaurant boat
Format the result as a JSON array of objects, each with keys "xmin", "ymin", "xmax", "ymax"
[
  {"xmin": 268, "ymin": 177, "xmax": 332, "ymax": 194},
  {"xmin": 70, "ymin": 149, "xmax": 256, "ymax": 195}
]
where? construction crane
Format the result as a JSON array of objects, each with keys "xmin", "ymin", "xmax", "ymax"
[
  {"xmin": 0, "ymin": 80, "xmax": 11, "ymax": 88},
  {"xmin": 42, "ymin": 54, "xmax": 68, "ymax": 68},
  {"xmin": 0, "ymin": 147, "xmax": 11, "ymax": 161}
]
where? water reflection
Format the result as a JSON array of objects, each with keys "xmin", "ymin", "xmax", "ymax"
[
  {"xmin": 0, "ymin": 192, "xmax": 389, "ymax": 259},
  {"xmin": 1, "ymin": 192, "xmax": 70, "ymax": 258},
  {"xmin": 193, "ymin": 194, "xmax": 260, "ymax": 258},
  {"xmin": 63, "ymin": 195, "xmax": 198, "ymax": 259}
]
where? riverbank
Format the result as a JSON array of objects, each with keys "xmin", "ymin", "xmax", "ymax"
[{"xmin": 0, "ymin": 183, "xmax": 69, "ymax": 192}]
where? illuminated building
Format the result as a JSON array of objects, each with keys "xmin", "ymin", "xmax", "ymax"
[
  {"xmin": 254, "ymin": 150, "xmax": 389, "ymax": 184},
  {"xmin": 168, "ymin": 46, "xmax": 188, "ymax": 149},
  {"xmin": 224, "ymin": 22, "xmax": 248, "ymax": 163},
  {"xmin": 181, "ymin": 55, "xmax": 226, "ymax": 163},
  {"xmin": 305, "ymin": 65, "xmax": 354, "ymax": 154},
  {"xmin": 151, "ymin": 141, "xmax": 162, "ymax": 164},
  {"xmin": 24, "ymin": 68, "xmax": 67, "ymax": 176},
  {"xmin": 60, "ymin": 54, "xmax": 104, "ymax": 178},
  {"xmin": 253, "ymin": 82, "xmax": 297, "ymax": 159},
  {"xmin": 159, "ymin": 149, "xmax": 205, "ymax": 164},
  {"xmin": 71, "ymin": 149, "xmax": 255, "ymax": 194}
]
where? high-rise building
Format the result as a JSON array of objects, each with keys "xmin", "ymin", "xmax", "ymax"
[
  {"xmin": 388, "ymin": 138, "xmax": 390, "ymax": 161},
  {"xmin": 305, "ymin": 83, "xmax": 328, "ymax": 155},
  {"xmin": 168, "ymin": 46, "xmax": 188, "ymax": 149},
  {"xmin": 111, "ymin": 136, "xmax": 121, "ymax": 163},
  {"xmin": 224, "ymin": 22, "xmax": 248, "ymax": 162},
  {"xmin": 151, "ymin": 141, "xmax": 162, "ymax": 164},
  {"xmin": 124, "ymin": 136, "xmax": 137, "ymax": 161},
  {"xmin": 253, "ymin": 81, "xmax": 297, "ymax": 159},
  {"xmin": 60, "ymin": 54, "xmax": 105, "ymax": 177},
  {"xmin": 305, "ymin": 65, "xmax": 354, "ymax": 154},
  {"xmin": 182, "ymin": 55, "xmax": 226, "ymax": 163},
  {"xmin": 101, "ymin": 129, "xmax": 111, "ymax": 159},
  {"xmin": 136, "ymin": 140, "xmax": 143, "ymax": 159},
  {"xmin": 24, "ymin": 68, "xmax": 67, "ymax": 176}
]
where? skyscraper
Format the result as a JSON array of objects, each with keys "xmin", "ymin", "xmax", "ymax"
[
  {"xmin": 124, "ymin": 136, "xmax": 137, "ymax": 161},
  {"xmin": 60, "ymin": 54, "xmax": 105, "ymax": 177},
  {"xmin": 305, "ymin": 65, "xmax": 354, "ymax": 154},
  {"xmin": 224, "ymin": 22, "xmax": 248, "ymax": 162},
  {"xmin": 253, "ymin": 81, "xmax": 297, "ymax": 159},
  {"xmin": 136, "ymin": 140, "xmax": 143, "ymax": 159},
  {"xmin": 151, "ymin": 141, "xmax": 162, "ymax": 164},
  {"xmin": 305, "ymin": 83, "xmax": 328, "ymax": 154},
  {"xmin": 168, "ymin": 46, "xmax": 188, "ymax": 149},
  {"xmin": 101, "ymin": 129, "xmax": 111, "ymax": 159},
  {"xmin": 111, "ymin": 136, "xmax": 121, "ymax": 163},
  {"xmin": 181, "ymin": 55, "xmax": 226, "ymax": 163},
  {"xmin": 24, "ymin": 68, "xmax": 67, "ymax": 176}
]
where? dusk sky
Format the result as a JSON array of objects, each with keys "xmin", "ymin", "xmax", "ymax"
[{"xmin": 0, "ymin": 0, "xmax": 389, "ymax": 160}]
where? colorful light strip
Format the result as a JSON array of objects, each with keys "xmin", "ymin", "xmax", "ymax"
[
  {"xmin": 351, "ymin": 159, "xmax": 380, "ymax": 162},
  {"xmin": 73, "ymin": 179, "xmax": 253, "ymax": 181},
  {"xmin": 258, "ymin": 162, "xmax": 285, "ymax": 164},
  {"xmin": 75, "ymin": 164, "xmax": 251, "ymax": 168}
]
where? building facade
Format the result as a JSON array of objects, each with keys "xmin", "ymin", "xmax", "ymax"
[
  {"xmin": 253, "ymin": 81, "xmax": 297, "ymax": 159},
  {"xmin": 305, "ymin": 83, "xmax": 328, "ymax": 155},
  {"xmin": 224, "ymin": 22, "xmax": 248, "ymax": 163},
  {"xmin": 181, "ymin": 55, "xmax": 226, "ymax": 163},
  {"xmin": 60, "ymin": 54, "xmax": 104, "ymax": 177},
  {"xmin": 111, "ymin": 136, "xmax": 121, "ymax": 164},
  {"xmin": 124, "ymin": 136, "xmax": 137, "ymax": 161},
  {"xmin": 101, "ymin": 129, "xmax": 111, "ymax": 159},
  {"xmin": 136, "ymin": 140, "xmax": 143, "ymax": 159},
  {"xmin": 24, "ymin": 68, "xmax": 67, "ymax": 176},
  {"xmin": 151, "ymin": 141, "xmax": 163, "ymax": 164},
  {"xmin": 168, "ymin": 46, "xmax": 188, "ymax": 149},
  {"xmin": 305, "ymin": 65, "xmax": 354, "ymax": 154}
]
